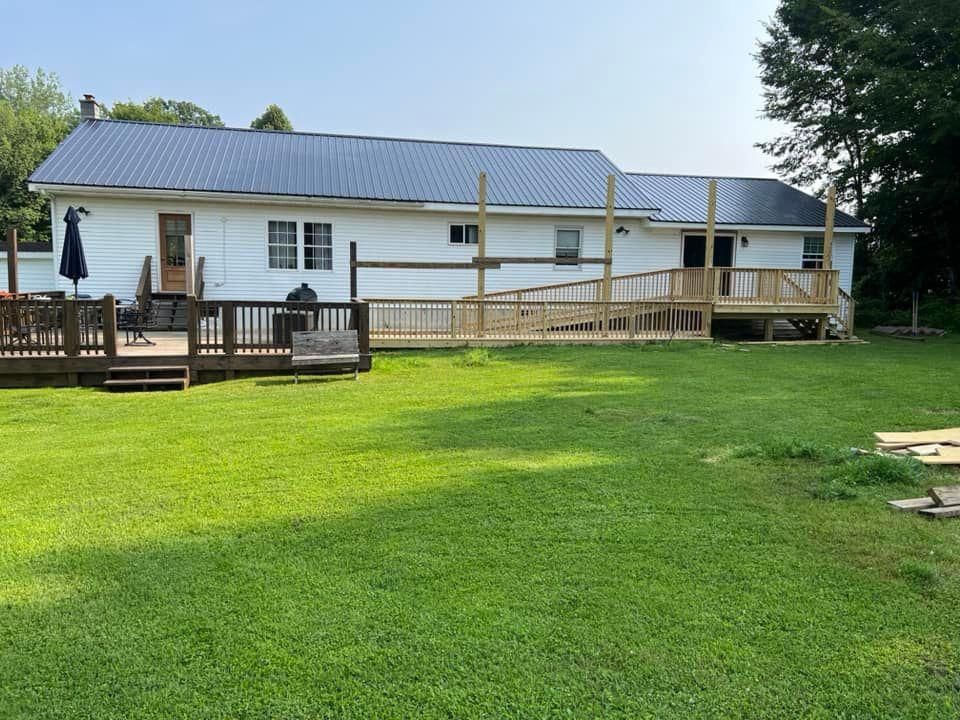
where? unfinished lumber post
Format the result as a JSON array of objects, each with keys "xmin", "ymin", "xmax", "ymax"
[
  {"xmin": 705, "ymin": 179, "xmax": 717, "ymax": 301},
  {"xmin": 5, "ymin": 228, "xmax": 17, "ymax": 294},
  {"xmin": 602, "ymin": 174, "xmax": 615, "ymax": 334},
  {"xmin": 823, "ymin": 185, "xmax": 835, "ymax": 271},
  {"xmin": 764, "ymin": 318, "xmax": 774, "ymax": 341},
  {"xmin": 477, "ymin": 171, "xmax": 487, "ymax": 336}
]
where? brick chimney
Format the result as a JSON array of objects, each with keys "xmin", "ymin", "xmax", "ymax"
[{"xmin": 79, "ymin": 94, "xmax": 101, "ymax": 120}]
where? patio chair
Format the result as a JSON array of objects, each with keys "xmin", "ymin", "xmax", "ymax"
[{"xmin": 119, "ymin": 300, "xmax": 158, "ymax": 346}]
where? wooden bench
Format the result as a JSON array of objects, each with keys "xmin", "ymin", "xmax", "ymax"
[{"xmin": 291, "ymin": 330, "xmax": 360, "ymax": 383}]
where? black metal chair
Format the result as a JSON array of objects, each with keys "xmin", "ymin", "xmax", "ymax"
[{"xmin": 119, "ymin": 300, "xmax": 158, "ymax": 346}]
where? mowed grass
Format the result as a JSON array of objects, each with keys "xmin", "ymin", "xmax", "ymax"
[{"xmin": 1, "ymin": 337, "xmax": 960, "ymax": 718}]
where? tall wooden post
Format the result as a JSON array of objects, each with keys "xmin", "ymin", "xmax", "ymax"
[
  {"xmin": 602, "ymin": 174, "xmax": 615, "ymax": 302},
  {"xmin": 705, "ymin": 179, "xmax": 718, "ymax": 303},
  {"xmin": 349, "ymin": 241, "xmax": 358, "ymax": 299},
  {"xmin": 602, "ymin": 174, "xmax": 615, "ymax": 332},
  {"xmin": 5, "ymin": 228, "xmax": 17, "ymax": 294},
  {"xmin": 102, "ymin": 294, "xmax": 117, "ymax": 357},
  {"xmin": 186, "ymin": 295, "xmax": 198, "ymax": 356},
  {"xmin": 823, "ymin": 185, "xmax": 836, "ymax": 271},
  {"xmin": 476, "ymin": 171, "xmax": 487, "ymax": 334}
]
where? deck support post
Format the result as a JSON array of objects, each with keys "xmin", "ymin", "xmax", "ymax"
[
  {"xmin": 823, "ymin": 185, "xmax": 836, "ymax": 271},
  {"xmin": 5, "ymin": 228, "xmax": 17, "ymax": 295},
  {"xmin": 705, "ymin": 179, "xmax": 717, "ymax": 302},
  {"xmin": 476, "ymin": 172, "xmax": 487, "ymax": 336},
  {"xmin": 102, "ymin": 294, "xmax": 117, "ymax": 357},
  {"xmin": 602, "ymin": 174, "xmax": 615, "ymax": 333},
  {"xmin": 763, "ymin": 318, "xmax": 774, "ymax": 341},
  {"xmin": 349, "ymin": 241, "xmax": 358, "ymax": 299},
  {"xmin": 221, "ymin": 300, "xmax": 235, "ymax": 355},
  {"xmin": 186, "ymin": 295, "xmax": 198, "ymax": 356},
  {"xmin": 816, "ymin": 316, "xmax": 827, "ymax": 340}
]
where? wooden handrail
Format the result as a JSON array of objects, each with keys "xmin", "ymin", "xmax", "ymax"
[
  {"xmin": 136, "ymin": 256, "xmax": 152, "ymax": 307},
  {"xmin": 194, "ymin": 256, "xmax": 205, "ymax": 299}
]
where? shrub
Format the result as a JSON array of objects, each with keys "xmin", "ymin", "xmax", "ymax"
[{"xmin": 456, "ymin": 347, "xmax": 492, "ymax": 367}]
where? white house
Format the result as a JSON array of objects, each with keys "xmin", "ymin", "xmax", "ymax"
[{"xmin": 26, "ymin": 98, "xmax": 868, "ymax": 303}]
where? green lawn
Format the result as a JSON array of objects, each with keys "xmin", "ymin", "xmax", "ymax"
[{"xmin": 2, "ymin": 337, "xmax": 959, "ymax": 718}]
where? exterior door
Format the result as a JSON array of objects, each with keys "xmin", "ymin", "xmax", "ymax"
[
  {"xmin": 683, "ymin": 234, "xmax": 735, "ymax": 296},
  {"xmin": 682, "ymin": 234, "xmax": 735, "ymax": 268},
  {"xmin": 159, "ymin": 214, "xmax": 190, "ymax": 292}
]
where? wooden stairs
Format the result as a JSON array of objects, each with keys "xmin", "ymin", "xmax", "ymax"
[
  {"xmin": 103, "ymin": 365, "xmax": 190, "ymax": 392},
  {"xmin": 151, "ymin": 293, "xmax": 189, "ymax": 330}
]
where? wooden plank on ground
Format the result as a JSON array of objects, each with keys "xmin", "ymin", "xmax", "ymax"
[
  {"xmin": 874, "ymin": 428, "xmax": 960, "ymax": 444},
  {"xmin": 919, "ymin": 454, "xmax": 960, "ymax": 465},
  {"xmin": 919, "ymin": 505, "xmax": 960, "ymax": 519},
  {"xmin": 887, "ymin": 497, "xmax": 937, "ymax": 511},
  {"xmin": 907, "ymin": 444, "xmax": 947, "ymax": 456},
  {"xmin": 927, "ymin": 485, "xmax": 960, "ymax": 507}
]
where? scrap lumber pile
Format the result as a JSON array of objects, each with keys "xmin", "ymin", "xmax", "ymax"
[
  {"xmin": 873, "ymin": 428, "xmax": 960, "ymax": 465},
  {"xmin": 888, "ymin": 485, "xmax": 960, "ymax": 519}
]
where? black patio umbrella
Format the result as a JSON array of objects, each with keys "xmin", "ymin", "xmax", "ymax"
[{"xmin": 59, "ymin": 206, "xmax": 88, "ymax": 298}]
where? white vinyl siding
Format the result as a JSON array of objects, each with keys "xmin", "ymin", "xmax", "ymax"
[{"xmin": 47, "ymin": 195, "xmax": 858, "ymax": 300}]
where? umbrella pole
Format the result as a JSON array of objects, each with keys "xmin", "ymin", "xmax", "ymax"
[{"xmin": 73, "ymin": 279, "xmax": 78, "ymax": 299}]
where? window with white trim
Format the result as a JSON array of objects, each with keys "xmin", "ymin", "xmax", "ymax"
[
  {"xmin": 268, "ymin": 220, "xmax": 298, "ymax": 269},
  {"xmin": 802, "ymin": 236, "xmax": 824, "ymax": 269},
  {"xmin": 304, "ymin": 222, "xmax": 333, "ymax": 270},
  {"xmin": 555, "ymin": 227, "xmax": 582, "ymax": 268},
  {"xmin": 449, "ymin": 223, "xmax": 479, "ymax": 245}
]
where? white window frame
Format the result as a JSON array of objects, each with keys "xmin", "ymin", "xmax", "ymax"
[
  {"xmin": 303, "ymin": 220, "xmax": 334, "ymax": 271},
  {"xmin": 265, "ymin": 218, "xmax": 336, "ymax": 272},
  {"xmin": 448, "ymin": 222, "xmax": 480, "ymax": 246},
  {"xmin": 554, "ymin": 226, "xmax": 583, "ymax": 270},
  {"xmin": 802, "ymin": 236, "xmax": 824, "ymax": 269},
  {"xmin": 266, "ymin": 219, "xmax": 299, "ymax": 271}
]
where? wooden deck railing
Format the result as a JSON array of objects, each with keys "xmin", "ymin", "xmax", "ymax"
[
  {"xmin": 473, "ymin": 267, "xmax": 838, "ymax": 306},
  {"xmin": 365, "ymin": 298, "xmax": 711, "ymax": 343},
  {"xmin": 190, "ymin": 298, "xmax": 370, "ymax": 356},
  {"xmin": 712, "ymin": 268, "xmax": 839, "ymax": 305},
  {"xmin": 0, "ymin": 296, "xmax": 117, "ymax": 357}
]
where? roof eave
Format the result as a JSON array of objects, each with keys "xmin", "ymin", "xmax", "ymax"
[{"xmin": 28, "ymin": 183, "xmax": 659, "ymax": 217}]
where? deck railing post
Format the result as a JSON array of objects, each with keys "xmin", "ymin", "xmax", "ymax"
[
  {"xmin": 354, "ymin": 301, "xmax": 370, "ymax": 358},
  {"xmin": 102, "ymin": 294, "xmax": 117, "ymax": 357},
  {"xmin": 62, "ymin": 298, "xmax": 79, "ymax": 357},
  {"xmin": 221, "ymin": 300, "xmax": 235, "ymax": 355},
  {"xmin": 186, "ymin": 295, "xmax": 198, "ymax": 356}
]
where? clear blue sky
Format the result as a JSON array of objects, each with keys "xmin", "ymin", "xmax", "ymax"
[{"xmin": 2, "ymin": 0, "xmax": 783, "ymax": 177}]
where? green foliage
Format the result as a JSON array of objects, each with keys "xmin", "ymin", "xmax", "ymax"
[
  {"xmin": 250, "ymin": 103, "xmax": 293, "ymax": 131},
  {"xmin": 1, "ymin": 340, "xmax": 959, "ymax": 717},
  {"xmin": 455, "ymin": 347, "xmax": 492, "ymax": 367},
  {"xmin": 758, "ymin": 1, "xmax": 960, "ymax": 304},
  {"xmin": 0, "ymin": 65, "xmax": 76, "ymax": 241},
  {"xmin": 898, "ymin": 559, "xmax": 940, "ymax": 589},
  {"xmin": 107, "ymin": 97, "xmax": 224, "ymax": 126}
]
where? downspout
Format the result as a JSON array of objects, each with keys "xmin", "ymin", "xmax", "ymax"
[{"xmin": 213, "ymin": 216, "xmax": 228, "ymax": 287}]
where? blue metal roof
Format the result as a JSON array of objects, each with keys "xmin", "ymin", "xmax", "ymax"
[
  {"xmin": 625, "ymin": 173, "xmax": 865, "ymax": 228},
  {"xmin": 29, "ymin": 120, "xmax": 658, "ymax": 210}
]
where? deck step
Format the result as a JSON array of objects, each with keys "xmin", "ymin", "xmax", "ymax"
[{"xmin": 104, "ymin": 365, "xmax": 189, "ymax": 391}]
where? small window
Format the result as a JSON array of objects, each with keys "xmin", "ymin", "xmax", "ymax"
[
  {"xmin": 555, "ymin": 227, "xmax": 582, "ymax": 267},
  {"xmin": 449, "ymin": 223, "xmax": 479, "ymax": 244},
  {"xmin": 802, "ymin": 236, "xmax": 824, "ymax": 269},
  {"xmin": 268, "ymin": 220, "xmax": 298, "ymax": 269},
  {"xmin": 304, "ymin": 222, "xmax": 333, "ymax": 270}
]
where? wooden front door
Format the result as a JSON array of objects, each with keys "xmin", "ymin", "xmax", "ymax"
[{"xmin": 159, "ymin": 214, "xmax": 190, "ymax": 292}]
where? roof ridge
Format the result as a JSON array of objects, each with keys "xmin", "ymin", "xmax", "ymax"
[
  {"xmin": 85, "ymin": 118, "xmax": 604, "ymax": 154},
  {"xmin": 627, "ymin": 171, "xmax": 781, "ymax": 182}
]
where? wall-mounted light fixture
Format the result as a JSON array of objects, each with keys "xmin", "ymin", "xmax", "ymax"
[
  {"xmin": 615, "ymin": 226, "xmax": 629, "ymax": 235},
  {"xmin": 740, "ymin": 236, "xmax": 749, "ymax": 248},
  {"xmin": 76, "ymin": 206, "xmax": 91, "ymax": 216}
]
